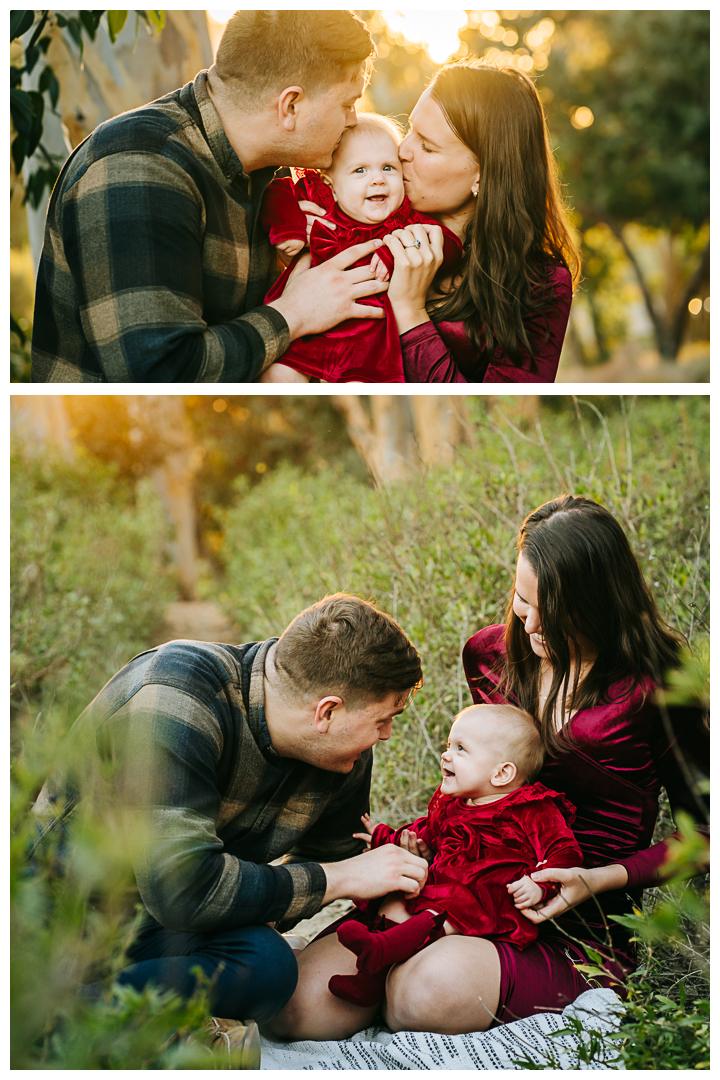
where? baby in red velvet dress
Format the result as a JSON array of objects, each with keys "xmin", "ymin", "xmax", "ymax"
[
  {"xmin": 260, "ymin": 113, "xmax": 462, "ymax": 383},
  {"xmin": 329, "ymin": 703, "xmax": 583, "ymax": 1007}
]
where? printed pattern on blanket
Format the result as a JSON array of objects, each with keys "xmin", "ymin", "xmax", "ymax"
[{"xmin": 260, "ymin": 988, "xmax": 624, "ymax": 1070}]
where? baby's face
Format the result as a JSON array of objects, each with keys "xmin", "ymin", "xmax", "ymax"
[
  {"xmin": 440, "ymin": 713, "xmax": 510, "ymax": 800},
  {"xmin": 326, "ymin": 128, "xmax": 405, "ymax": 225}
]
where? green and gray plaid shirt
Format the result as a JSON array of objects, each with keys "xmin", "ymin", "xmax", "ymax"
[
  {"xmin": 31, "ymin": 71, "xmax": 290, "ymax": 382},
  {"xmin": 33, "ymin": 638, "xmax": 371, "ymax": 933}
]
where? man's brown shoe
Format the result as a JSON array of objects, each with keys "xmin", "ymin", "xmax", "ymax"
[{"xmin": 196, "ymin": 1017, "xmax": 261, "ymax": 1069}]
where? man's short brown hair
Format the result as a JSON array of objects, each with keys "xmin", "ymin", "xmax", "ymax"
[
  {"xmin": 274, "ymin": 593, "xmax": 422, "ymax": 708},
  {"xmin": 214, "ymin": 10, "xmax": 376, "ymax": 105}
]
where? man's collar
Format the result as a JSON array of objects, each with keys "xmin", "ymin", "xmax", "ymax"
[
  {"xmin": 193, "ymin": 69, "xmax": 247, "ymax": 184},
  {"xmin": 248, "ymin": 637, "xmax": 282, "ymax": 761}
]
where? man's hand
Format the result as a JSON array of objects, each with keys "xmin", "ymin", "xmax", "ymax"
[
  {"xmin": 267, "ymin": 240, "xmax": 388, "ymax": 341},
  {"xmin": 320, "ymin": 843, "xmax": 428, "ymax": 906}
]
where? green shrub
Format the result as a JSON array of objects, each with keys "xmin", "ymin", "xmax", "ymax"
[
  {"xmin": 11, "ymin": 450, "xmax": 174, "ymax": 733},
  {"xmin": 220, "ymin": 396, "xmax": 709, "ymax": 821}
]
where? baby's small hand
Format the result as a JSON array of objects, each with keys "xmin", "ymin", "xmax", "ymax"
[
  {"xmin": 507, "ymin": 874, "xmax": 544, "ymax": 910},
  {"xmin": 277, "ymin": 238, "xmax": 305, "ymax": 263},
  {"xmin": 353, "ymin": 812, "xmax": 378, "ymax": 846},
  {"xmin": 399, "ymin": 829, "xmax": 434, "ymax": 863},
  {"xmin": 369, "ymin": 252, "xmax": 390, "ymax": 282}
]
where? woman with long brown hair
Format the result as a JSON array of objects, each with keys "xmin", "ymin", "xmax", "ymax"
[
  {"xmin": 269, "ymin": 495, "xmax": 708, "ymax": 1039},
  {"xmin": 384, "ymin": 60, "xmax": 581, "ymax": 382}
]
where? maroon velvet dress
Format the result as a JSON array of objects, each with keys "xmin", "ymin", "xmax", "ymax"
[
  {"xmin": 369, "ymin": 783, "xmax": 582, "ymax": 949},
  {"xmin": 463, "ymin": 624, "xmax": 710, "ymax": 1022},
  {"xmin": 261, "ymin": 173, "xmax": 462, "ymax": 382},
  {"xmin": 400, "ymin": 264, "xmax": 573, "ymax": 383}
]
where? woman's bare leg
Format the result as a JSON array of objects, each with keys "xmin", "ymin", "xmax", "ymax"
[
  {"xmin": 265, "ymin": 932, "xmax": 379, "ymax": 1041},
  {"xmin": 383, "ymin": 935, "xmax": 501, "ymax": 1034},
  {"xmin": 257, "ymin": 362, "xmax": 309, "ymax": 383}
]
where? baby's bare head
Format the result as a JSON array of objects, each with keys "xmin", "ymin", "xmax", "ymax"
[
  {"xmin": 323, "ymin": 113, "xmax": 406, "ymax": 225},
  {"xmin": 454, "ymin": 703, "xmax": 544, "ymax": 783}
]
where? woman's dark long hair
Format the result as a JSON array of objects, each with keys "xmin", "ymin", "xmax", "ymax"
[
  {"xmin": 427, "ymin": 61, "xmax": 581, "ymax": 374},
  {"xmin": 501, "ymin": 495, "xmax": 684, "ymax": 756}
]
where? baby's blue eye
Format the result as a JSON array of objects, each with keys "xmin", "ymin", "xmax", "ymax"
[
  {"xmin": 383, "ymin": 164, "xmax": 396, "ymax": 171},
  {"xmin": 354, "ymin": 166, "xmax": 367, "ymax": 174}
]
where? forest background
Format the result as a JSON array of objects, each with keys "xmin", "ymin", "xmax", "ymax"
[
  {"xmin": 10, "ymin": 8, "xmax": 710, "ymax": 383},
  {"xmin": 11, "ymin": 393, "xmax": 709, "ymax": 1067}
]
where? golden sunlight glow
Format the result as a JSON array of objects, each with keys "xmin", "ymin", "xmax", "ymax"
[
  {"xmin": 381, "ymin": 10, "xmax": 469, "ymax": 64},
  {"xmin": 571, "ymin": 106, "xmax": 595, "ymax": 129},
  {"xmin": 688, "ymin": 298, "xmax": 703, "ymax": 315}
]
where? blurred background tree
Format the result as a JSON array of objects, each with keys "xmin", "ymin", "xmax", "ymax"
[{"xmin": 11, "ymin": 10, "xmax": 709, "ymax": 381}]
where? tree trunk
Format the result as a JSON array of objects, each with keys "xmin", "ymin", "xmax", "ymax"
[
  {"xmin": 408, "ymin": 397, "xmax": 471, "ymax": 465},
  {"xmin": 126, "ymin": 397, "xmax": 201, "ymax": 600},
  {"xmin": 605, "ymin": 221, "xmax": 709, "ymax": 362},
  {"xmin": 332, "ymin": 396, "xmax": 419, "ymax": 484},
  {"xmin": 11, "ymin": 396, "xmax": 73, "ymax": 457},
  {"xmin": 333, "ymin": 395, "xmax": 470, "ymax": 483}
]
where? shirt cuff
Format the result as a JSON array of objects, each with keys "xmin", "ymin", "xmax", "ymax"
[
  {"xmin": 277, "ymin": 860, "xmax": 327, "ymax": 924},
  {"xmin": 238, "ymin": 305, "xmax": 291, "ymax": 369},
  {"xmin": 399, "ymin": 321, "xmax": 440, "ymax": 347}
]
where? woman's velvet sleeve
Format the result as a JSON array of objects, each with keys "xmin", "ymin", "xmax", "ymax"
[
  {"xmin": 483, "ymin": 268, "xmax": 572, "ymax": 383},
  {"xmin": 401, "ymin": 265, "xmax": 572, "ymax": 384},
  {"xmin": 614, "ymin": 703, "xmax": 709, "ymax": 890},
  {"xmin": 400, "ymin": 322, "xmax": 470, "ymax": 383}
]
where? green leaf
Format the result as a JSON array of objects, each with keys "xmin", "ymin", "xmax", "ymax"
[
  {"xmin": 10, "ymin": 10, "xmax": 35, "ymax": 41},
  {"xmin": 10, "ymin": 87, "xmax": 36, "ymax": 130},
  {"xmin": 11, "ymin": 315, "xmax": 27, "ymax": 346},
  {"xmin": 38, "ymin": 65, "xmax": 59, "ymax": 109},
  {"xmin": 106, "ymin": 11, "xmax": 128, "ymax": 44},
  {"xmin": 146, "ymin": 11, "xmax": 166, "ymax": 31},
  {"xmin": 11, "ymin": 132, "xmax": 27, "ymax": 176}
]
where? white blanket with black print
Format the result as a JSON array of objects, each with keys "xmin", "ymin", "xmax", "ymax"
[{"xmin": 260, "ymin": 987, "xmax": 624, "ymax": 1070}]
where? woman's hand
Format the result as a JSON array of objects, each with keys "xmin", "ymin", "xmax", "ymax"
[
  {"xmin": 298, "ymin": 199, "xmax": 336, "ymax": 243},
  {"xmin": 382, "ymin": 222, "xmax": 445, "ymax": 335},
  {"xmin": 517, "ymin": 863, "xmax": 630, "ymax": 924}
]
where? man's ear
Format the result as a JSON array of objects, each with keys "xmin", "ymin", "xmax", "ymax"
[
  {"xmin": 315, "ymin": 695, "xmax": 343, "ymax": 733},
  {"xmin": 277, "ymin": 85, "xmax": 304, "ymax": 132},
  {"xmin": 491, "ymin": 760, "xmax": 517, "ymax": 787}
]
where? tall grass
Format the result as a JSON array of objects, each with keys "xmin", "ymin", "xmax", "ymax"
[{"xmin": 220, "ymin": 396, "xmax": 709, "ymax": 821}]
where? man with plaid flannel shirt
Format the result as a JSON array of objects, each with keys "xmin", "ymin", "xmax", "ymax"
[
  {"xmin": 32, "ymin": 595, "xmax": 426, "ymax": 1024},
  {"xmin": 31, "ymin": 11, "xmax": 389, "ymax": 382}
]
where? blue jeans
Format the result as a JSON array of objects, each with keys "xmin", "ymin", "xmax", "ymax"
[{"xmin": 115, "ymin": 922, "xmax": 298, "ymax": 1025}]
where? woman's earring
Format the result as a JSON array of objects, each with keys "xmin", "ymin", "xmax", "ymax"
[{"xmin": 471, "ymin": 188, "xmax": 478, "ymax": 198}]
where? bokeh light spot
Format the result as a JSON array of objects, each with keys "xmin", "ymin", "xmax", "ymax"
[
  {"xmin": 571, "ymin": 106, "xmax": 595, "ymax": 129},
  {"xmin": 688, "ymin": 298, "xmax": 703, "ymax": 315},
  {"xmin": 381, "ymin": 9, "xmax": 469, "ymax": 63},
  {"xmin": 213, "ymin": 398, "xmax": 227, "ymax": 413}
]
